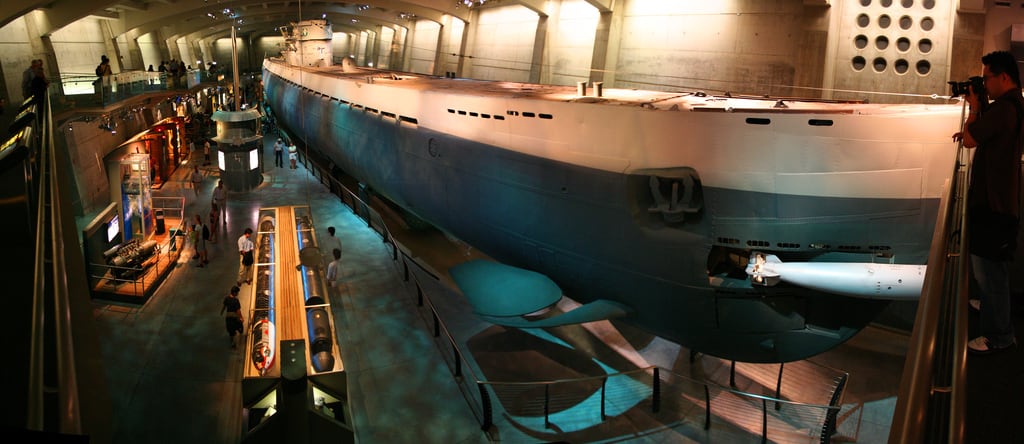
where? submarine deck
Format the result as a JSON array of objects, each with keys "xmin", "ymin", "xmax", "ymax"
[
  {"xmin": 85, "ymin": 132, "xmax": 1024, "ymax": 443},
  {"xmin": 266, "ymin": 58, "xmax": 961, "ymax": 114}
]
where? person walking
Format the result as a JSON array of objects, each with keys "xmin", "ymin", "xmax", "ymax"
[
  {"xmin": 220, "ymin": 286, "xmax": 244, "ymax": 348},
  {"xmin": 208, "ymin": 202, "xmax": 219, "ymax": 244},
  {"xmin": 95, "ymin": 55, "xmax": 113, "ymax": 101},
  {"xmin": 22, "ymin": 59, "xmax": 41, "ymax": 101},
  {"xmin": 952, "ymin": 50, "xmax": 1022, "ymax": 354},
  {"xmin": 212, "ymin": 180, "xmax": 227, "ymax": 224},
  {"xmin": 288, "ymin": 143, "xmax": 298, "ymax": 169},
  {"xmin": 189, "ymin": 165, "xmax": 203, "ymax": 197},
  {"xmin": 203, "ymin": 139, "xmax": 212, "ymax": 166},
  {"xmin": 193, "ymin": 214, "xmax": 209, "ymax": 266},
  {"xmin": 323, "ymin": 226, "xmax": 342, "ymax": 258},
  {"xmin": 326, "ymin": 248, "xmax": 342, "ymax": 290},
  {"xmin": 237, "ymin": 227, "xmax": 254, "ymax": 287},
  {"xmin": 29, "ymin": 64, "xmax": 49, "ymax": 104},
  {"xmin": 273, "ymin": 138, "xmax": 284, "ymax": 168}
]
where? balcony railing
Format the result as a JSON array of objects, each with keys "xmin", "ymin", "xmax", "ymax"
[{"xmin": 55, "ymin": 69, "xmax": 226, "ymax": 111}]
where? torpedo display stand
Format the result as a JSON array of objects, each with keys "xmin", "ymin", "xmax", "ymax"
[
  {"xmin": 241, "ymin": 206, "xmax": 350, "ymax": 442},
  {"xmin": 211, "ymin": 109, "xmax": 263, "ymax": 192}
]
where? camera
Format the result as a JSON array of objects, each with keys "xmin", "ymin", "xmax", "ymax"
[{"xmin": 949, "ymin": 76, "xmax": 986, "ymax": 98}]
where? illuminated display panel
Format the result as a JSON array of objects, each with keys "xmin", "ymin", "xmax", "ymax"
[{"xmin": 107, "ymin": 214, "xmax": 120, "ymax": 242}]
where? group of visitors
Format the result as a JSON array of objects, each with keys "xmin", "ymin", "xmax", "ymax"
[
  {"xmin": 272, "ymin": 137, "xmax": 299, "ymax": 169},
  {"xmin": 23, "ymin": 59, "xmax": 49, "ymax": 103}
]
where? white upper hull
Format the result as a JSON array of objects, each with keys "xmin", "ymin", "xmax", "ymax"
[{"xmin": 264, "ymin": 59, "xmax": 963, "ymax": 203}]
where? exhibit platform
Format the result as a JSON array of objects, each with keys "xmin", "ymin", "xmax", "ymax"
[
  {"xmin": 89, "ymin": 215, "xmax": 184, "ymax": 304},
  {"xmin": 84, "ymin": 134, "xmax": 1024, "ymax": 443}
]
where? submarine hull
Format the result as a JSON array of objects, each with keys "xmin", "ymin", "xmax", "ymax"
[{"xmin": 263, "ymin": 62, "xmax": 952, "ymax": 363}]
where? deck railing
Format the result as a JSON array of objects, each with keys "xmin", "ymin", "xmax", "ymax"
[{"xmin": 295, "ymin": 138, "xmax": 850, "ymax": 443}]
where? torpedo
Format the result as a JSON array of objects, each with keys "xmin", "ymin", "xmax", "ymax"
[{"xmin": 745, "ymin": 252, "xmax": 926, "ymax": 300}]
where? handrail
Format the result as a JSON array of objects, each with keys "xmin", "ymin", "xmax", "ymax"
[
  {"xmin": 888, "ymin": 102, "xmax": 970, "ymax": 443},
  {"xmin": 479, "ymin": 364, "xmax": 843, "ymax": 411},
  {"xmin": 25, "ymin": 86, "xmax": 112, "ymax": 440},
  {"xmin": 28, "ymin": 89, "xmax": 54, "ymax": 431},
  {"xmin": 296, "ymin": 143, "xmax": 847, "ymax": 441}
]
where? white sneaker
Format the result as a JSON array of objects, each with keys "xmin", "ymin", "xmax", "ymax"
[
  {"xmin": 968, "ymin": 336, "xmax": 1015, "ymax": 354},
  {"xmin": 969, "ymin": 299, "xmax": 981, "ymax": 311}
]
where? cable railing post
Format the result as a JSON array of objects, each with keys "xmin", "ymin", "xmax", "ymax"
[
  {"xmin": 775, "ymin": 363, "xmax": 784, "ymax": 411},
  {"xmin": 704, "ymin": 385, "xmax": 711, "ymax": 430},
  {"xmin": 477, "ymin": 382, "xmax": 493, "ymax": 431},
  {"xmin": 730, "ymin": 360, "xmax": 737, "ymax": 387},
  {"xmin": 453, "ymin": 338, "xmax": 462, "ymax": 378},
  {"xmin": 544, "ymin": 384, "xmax": 551, "ymax": 429},
  {"xmin": 600, "ymin": 376, "xmax": 607, "ymax": 421},
  {"xmin": 652, "ymin": 367, "xmax": 661, "ymax": 413},
  {"xmin": 762, "ymin": 398, "xmax": 768, "ymax": 443}
]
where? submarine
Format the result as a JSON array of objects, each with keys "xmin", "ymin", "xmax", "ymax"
[{"xmin": 263, "ymin": 19, "xmax": 963, "ymax": 363}]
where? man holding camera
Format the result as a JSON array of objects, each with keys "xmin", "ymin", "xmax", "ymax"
[{"xmin": 953, "ymin": 50, "xmax": 1022, "ymax": 354}]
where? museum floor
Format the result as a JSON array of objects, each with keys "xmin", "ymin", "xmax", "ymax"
[{"xmin": 85, "ymin": 134, "xmax": 1024, "ymax": 443}]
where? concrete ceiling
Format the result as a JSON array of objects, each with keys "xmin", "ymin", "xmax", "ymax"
[{"xmin": 0, "ymin": 0, "xmax": 550, "ymax": 43}]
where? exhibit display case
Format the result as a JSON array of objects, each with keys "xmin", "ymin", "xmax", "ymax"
[{"xmin": 120, "ymin": 153, "xmax": 153, "ymax": 240}]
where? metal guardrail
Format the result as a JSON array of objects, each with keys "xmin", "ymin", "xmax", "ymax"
[
  {"xmin": 27, "ymin": 80, "xmax": 111, "ymax": 440},
  {"xmin": 54, "ymin": 70, "xmax": 225, "ymax": 111},
  {"xmin": 296, "ymin": 146, "xmax": 849, "ymax": 443},
  {"xmin": 888, "ymin": 104, "xmax": 972, "ymax": 443}
]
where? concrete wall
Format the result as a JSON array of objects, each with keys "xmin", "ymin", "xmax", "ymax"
[
  {"xmin": 58, "ymin": 101, "xmax": 179, "ymax": 216},
  {"xmin": 608, "ymin": 1, "xmax": 806, "ymax": 96},
  {"xmin": 408, "ymin": 21, "xmax": 440, "ymax": 74},
  {"xmin": 255, "ymin": 36, "xmax": 284, "ymax": 62},
  {"xmin": 211, "ymin": 38, "xmax": 254, "ymax": 73},
  {"xmin": 830, "ymin": 0, "xmax": 954, "ymax": 103},
  {"xmin": 541, "ymin": 0, "xmax": 600, "ymax": 86},
  {"xmin": 468, "ymin": 6, "xmax": 537, "ymax": 82},
  {"xmin": 439, "ymin": 17, "xmax": 465, "ymax": 77},
  {"xmin": 333, "ymin": 33, "xmax": 354, "ymax": 64},
  {"xmin": 177, "ymin": 39, "xmax": 196, "ymax": 70},
  {"xmin": 377, "ymin": 26, "xmax": 395, "ymax": 69},
  {"xmin": 138, "ymin": 33, "xmax": 164, "ymax": 72},
  {"xmin": 1, "ymin": 0, "xmax": 1023, "ymax": 112},
  {"xmin": 0, "ymin": 16, "xmax": 38, "ymax": 102},
  {"xmin": 50, "ymin": 19, "xmax": 111, "ymax": 78}
]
